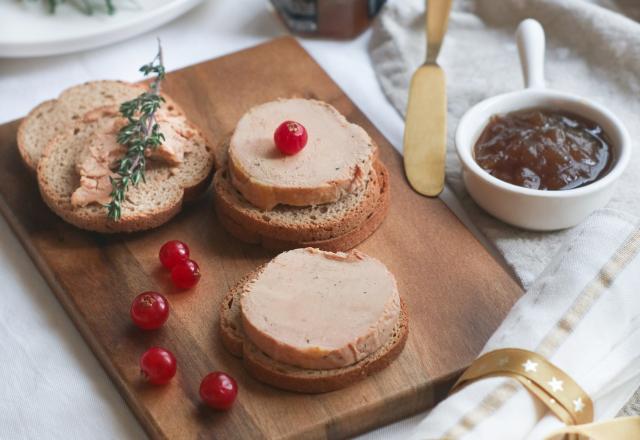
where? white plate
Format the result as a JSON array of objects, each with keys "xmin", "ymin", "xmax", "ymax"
[{"xmin": 0, "ymin": 0, "xmax": 203, "ymax": 58}]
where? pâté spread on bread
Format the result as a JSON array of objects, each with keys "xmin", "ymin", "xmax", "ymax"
[
  {"xmin": 18, "ymin": 80, "xmax": 144, "ymax": 171},
  {"xmin": 220, "ymin": 248, "xmax": 408, "ymax": 393},
  {"xmin": 213, "ymin": 99, "xmax": 400, "ymax": 392},
  {"xmin": 28, "ymin": 44, "xmax": 214, "ymax": 233},
  {"xmin": 213, "ymin": 98, "xmax": 389, "ymax": 252},
  {"xmin": 70, "ymin": 106, "xmax": 196, "ymax": 208},
  {"xmin": 228, "ymin": 99, "xmax": 375, "ymax": 210},
  {"xmin": 241, "ymin": 248, "xmax": 401, "ymax": 369}
]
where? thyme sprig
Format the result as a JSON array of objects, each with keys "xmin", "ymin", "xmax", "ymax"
[{"xmin": 106, "ymin": 42, "xmax": 165, "ymax": 221}]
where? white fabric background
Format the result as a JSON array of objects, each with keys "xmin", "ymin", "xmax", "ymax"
[
  {"xmin": 0, "ymin": 0, "xmax": 437, "ymax": 438},
  {"xmin": 409, "ymin": 209, "xmax": 640, "ymax": 439}
]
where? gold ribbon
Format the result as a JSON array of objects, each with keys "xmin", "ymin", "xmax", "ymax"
[
  {"xmin": 544, "ymin": 417, "xmax": 640, "ymax": 439},
  {"xmin": 451, "ymin": 348, "xmax": 593, "ymax": 425},
  {"xmin": 449, "ymin": 348, "xmax": 640, "ymax": 439}
]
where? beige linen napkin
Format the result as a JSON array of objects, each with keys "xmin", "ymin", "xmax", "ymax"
[
  {"xmin": 408, "ymin": 209, "xmax": 640, "ymax": 438},
  {"xmin": 369, "ymin": 0, "xmax": 640, "ymax": 288}
]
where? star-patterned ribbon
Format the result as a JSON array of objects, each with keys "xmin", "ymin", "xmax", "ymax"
[
  {"xmin": 449, "ymin": 348, "xmax": 640, "ymax": 439},
  {"xmin": 451, "ymin": 348, "xmax": 592, "ymax": 425}
]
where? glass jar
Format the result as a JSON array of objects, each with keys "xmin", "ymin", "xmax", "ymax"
[{"xmin": 271, "ymin": 0, "xmax": 387, "ymax": 39}]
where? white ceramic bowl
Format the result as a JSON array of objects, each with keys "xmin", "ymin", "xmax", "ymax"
[{"xmin": 455, "ymin": 20, "xmax": 631, "ymax": 231}]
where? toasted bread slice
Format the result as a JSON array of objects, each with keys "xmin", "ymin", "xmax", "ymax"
[
  {"xmin": 228, "ymin": 99, "xmax": 376, "ymax": 210},
  {"xmin": 37, "ymin": 107, "xmax": 214, "ymax": 233},
  {"xmin": 214, "ymin": 160, "xmax": 388, "ymax": 244},
  {"xmin": 219, "ymin": 262, "xmax": 409, "ymax": 393},
  {"xmin": 18, "ymin": 80, "xmax": 145, "ymax": 171},
  {"xmin": 215, "ymin": 163, "xmax": 389, "ymax": 252}
]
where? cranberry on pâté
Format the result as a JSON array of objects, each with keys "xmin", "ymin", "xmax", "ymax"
[{"xmin": 274, "ymin": 120, "xmax": 308, "ymax": 155}]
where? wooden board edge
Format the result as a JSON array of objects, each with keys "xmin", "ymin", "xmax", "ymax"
[
  {"xmin": 0, "ymin": 194, "xmax": 165, "ymax": 440},
  {"xmin": 322, "ymin": 369, "xmax": 462, "ymax": 439}
]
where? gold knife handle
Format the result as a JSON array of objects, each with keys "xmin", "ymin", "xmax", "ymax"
[{"xmin": 426, "ymin": 0, "xmax": 453, "ymax": 64}]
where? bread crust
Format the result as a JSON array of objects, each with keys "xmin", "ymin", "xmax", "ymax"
[
  {"xmin": 17, "ymin": 80, "xmax": 146, "ymax": 172},
  {"xmin": 214, "ymin": 160, "xmax": 389, "ymax": 244},
  {"xmin": 219, "ymin": 267, "xmax": 408, "ymax": 393},
  {"xmin": 219, "ymin": 267, "xmax": 266, "ymax": 357},
  {"xmin": 215, "ymin": 164, "xmax": 389, "ymax": 252},
  {"xmin": 57, "ymin": 79, "xmax": 145, "ymax": 104},
  {"xmin": 38, "ymin": 180, "xmax": 183, "ymax": 234},
  {"xmin": 17, "ymin": 99, "xmax": 57, "ymax": 172},
  {"xmin": 36, "ymin": 103, "xmax": 214, "ymax": 233},
  {"xmin": 243, "ymin": 305, "xmax": 408, "ymax": 393}
]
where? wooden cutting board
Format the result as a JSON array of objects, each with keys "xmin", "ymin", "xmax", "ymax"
[{"xmin": 0, "ymin": 37, "xmax": 522, "ymax": 439}]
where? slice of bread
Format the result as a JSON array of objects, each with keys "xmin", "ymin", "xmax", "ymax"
[
  {"xmin": 219, "ymin": 264, "xmax": 409, "ymax": 393},
  {"xmin": 215, "ymin": 163, "xmax": 389, "ymax": 252},
  {"xmin": 18, "ymin": 80, "xmax": 145, "ymax": 171},
  {"xmin": 228, "ymin": 99, "xmax": 376, "ymax": 210},
  {"xmin": 37, "ymin": 106, "xmax": 214, "ymax": 233},
  {"xmin": 214, "ymin": 159, "xmax": 388, "ymax": 244}
]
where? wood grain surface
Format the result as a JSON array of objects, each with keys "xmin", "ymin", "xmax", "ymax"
[{"xmin": 0, "ymin": 37, "xmax": 523, "ymax": 439}]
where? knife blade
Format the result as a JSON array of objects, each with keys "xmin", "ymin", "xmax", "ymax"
[{"xmin": 403, "ymin": 0, "xmax": 452, "ymax": 197}]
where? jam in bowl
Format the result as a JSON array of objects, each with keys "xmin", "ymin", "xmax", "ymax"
[
  {"xmin": 473, "ymin": 108, "xmax": 614, "ymax": 191},
  {"xmin": 454, "ymin": 19, "xmax": 631, "ymax": 231}
]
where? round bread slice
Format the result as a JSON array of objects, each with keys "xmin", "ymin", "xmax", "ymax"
[
  {"xmin": 228, "ymin": 99, "xmax": 376, "ymax": 210},
  {"xmin": 214, "ymin": 161, "xmax": 388, "ymax": 244},
  {"xmin": 215, "ymin": 163, "xmax": 389, "ymax": 252},
  {"xmin": 241, "ymin": 248, "xmax": 402, "ymax": 370},
  {"xmin": 18, "ymin": 80, "xmax": 145, "ymax": 171},
  {"xmin": 219, "ymin": 257, "xmax": 408, "ymax": 393},
  {"xmin": 37, "ymin": 108, "xmax": 214, "ymax": 233},
  {"xmin": 242, "ymin": 312, "xmax": 407, "ymax": 394}
]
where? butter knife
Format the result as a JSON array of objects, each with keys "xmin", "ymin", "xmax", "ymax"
[{"xmin": 403, "ymin": 0, "xmax": 452, "ymax": 197}]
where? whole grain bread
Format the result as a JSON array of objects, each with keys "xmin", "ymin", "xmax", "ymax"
[
  {"xmin": 37, "ymin": 106, "xmax": 214, "ymax": 233},
  {"xmin": 219, "ymin": 264, "xmax": 408, "ymax": 393},
  {"xmin": 18, "ymin": 80, "xmax": 145, "ymax": 171},
  {"xmin": 214, "ymin": 160, "xmax": 388, "ymax": 244},
  {"xmin": 215, "ymin": 163, "xmax": 389, "ymax": 252}
]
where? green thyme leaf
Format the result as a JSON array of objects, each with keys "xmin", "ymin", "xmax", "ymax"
[{"xmin": 106, "ymin": 40, "xmax": 165, "ymax": 221}]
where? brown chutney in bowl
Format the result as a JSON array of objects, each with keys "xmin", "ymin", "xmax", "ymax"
[{"xmin": 473, "ymin": 108, "xmax": 613, "ymax": 191}]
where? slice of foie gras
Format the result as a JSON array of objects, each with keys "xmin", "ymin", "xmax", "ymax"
[
  {"xmin": 228, "ymin": 99, "xmax": 376, "ymax": 210},
  {"xmin": 240, "ymin": 247, "xmax": 401, "ymax": 370}
]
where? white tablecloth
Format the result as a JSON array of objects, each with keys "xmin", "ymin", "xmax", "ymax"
[{"xmin": 0, "ymin": 0, "xmax": 463, "ymax": 438}]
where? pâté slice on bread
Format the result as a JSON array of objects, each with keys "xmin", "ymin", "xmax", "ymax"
[
  {"xmin": 214, "ymin": 161, "xmax": 389, "ymax": 251},
  {"xmin": 37, "ymin": 105, "xmax": 214, "ymax": 233},
  {"xmin": 213, "ymin": 98, "xmax": 390, "ymax": 251},
  {"xmin": 228, "ymin": 99, "xmax": 375, "ymax": 210},
  {"xmin": 18, "ymin": 80, "xmax": 145, "ymax": 171},
  {"xmin": 219, "ymin": 248, "xmax": 408, "ymax": 393}
]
